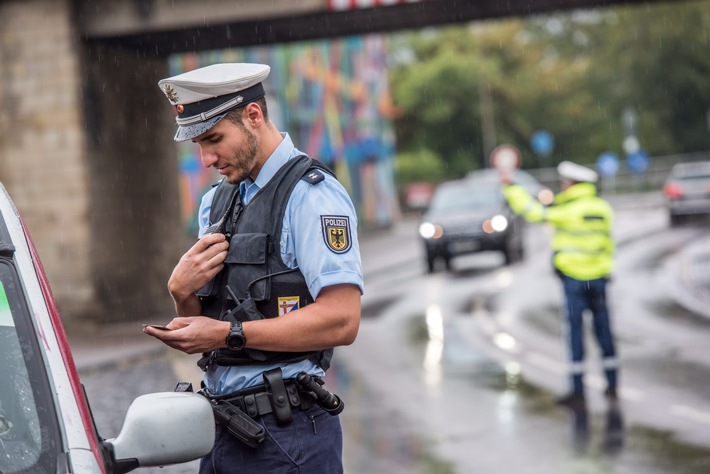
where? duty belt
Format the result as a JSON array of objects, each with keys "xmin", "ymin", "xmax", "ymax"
[
  {"xmin": 178, "ymin": 369, "xmax": 343, "ymax": 449},
  {"xmin": 205, "ymin": 380, "xmax": 313, "ymax": 419}
]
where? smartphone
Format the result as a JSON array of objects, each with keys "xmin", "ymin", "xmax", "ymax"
[{"xmin": 142, "ymin": 324, "xmax": 171, "ymax": 331}]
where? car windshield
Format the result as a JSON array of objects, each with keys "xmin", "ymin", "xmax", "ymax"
[
  {"xmin": 679, "ymin": 175, "xmax": 710, "ymax": 182},
  {"xmin": 428, "ymin": 182, "xmax": 501, "ymax": 213},
  {"xmin": 0, "ymin": 260, "xmax": 59, "ymax": 474},
  {"xmin": 672, "ymin": 162, "xmax": 710, "ymax": 180}
]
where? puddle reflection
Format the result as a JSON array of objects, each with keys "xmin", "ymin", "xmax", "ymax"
[
  {"xmin": 330, "ymin": 309, "xmax": 710, "ymax": 473},
  {"xmin": 330, "ymin": 361, "xmax": 455, "ymax": 474},
  {"xmin": 423, "ymin": 305, "xmax": 445, "ymax": 391}
]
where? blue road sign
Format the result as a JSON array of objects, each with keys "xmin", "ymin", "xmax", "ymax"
[
  {"xmin": 530, "ymin": 130, "xmax": 554, "ymax": 157},
  {"xmin": 596, "ymin": 152, "xmax": 620, "ymax": 177},
  {"xmin": 626, "ymin": 150, "xmax": 650, "ymax": 175}
]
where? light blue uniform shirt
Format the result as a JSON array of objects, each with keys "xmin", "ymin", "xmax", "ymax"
[{"xmin": 197, "ymin": 133, "xmax": 364, "ymax": 394}]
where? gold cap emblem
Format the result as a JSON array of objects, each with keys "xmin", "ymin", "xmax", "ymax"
[{"xmin": 162, "ymin": 84, "xmax": 179, "ymax": 104}]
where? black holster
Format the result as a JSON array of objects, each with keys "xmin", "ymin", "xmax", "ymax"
[
  {"xmin": 211, "ymin": 401, "xmax": 266, "ymax": 449},
  {"xmin": 179, "ymin": 381, "xmax": 266, "ymax": 449},
  {"xmin": 262, "ymin": 368, "xmax": 293, "ymax": 426}
]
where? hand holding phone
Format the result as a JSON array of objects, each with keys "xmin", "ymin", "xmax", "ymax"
[{"xmin": 142, "ymin": 324, "xmax": 172, "ymax": 331}]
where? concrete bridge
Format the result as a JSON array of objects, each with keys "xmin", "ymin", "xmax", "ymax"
[{"xmin": 0, "ymin": 0, "xmax": 673, "ymax": 326}]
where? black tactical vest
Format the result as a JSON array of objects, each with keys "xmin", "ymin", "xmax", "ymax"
[{"xmin": 196, "ymin": 155, "xmax": 335, "ymax": 371}]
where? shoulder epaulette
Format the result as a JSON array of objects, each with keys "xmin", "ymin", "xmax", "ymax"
[{"xmin": 301, "ymin": 169, "xmax": 325, "ymax": 184}]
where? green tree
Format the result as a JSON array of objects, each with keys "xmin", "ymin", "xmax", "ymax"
[
  {"xmin": 395, "ymin": 148, "xmax": 445, "ymax": 185},
  {"xmin": 388, "ymin": 1, "xmax": 710, "ymax": 179},
  {"xmin": 389, "ymin": 28, "xmax": 488, "ymax": 180}
]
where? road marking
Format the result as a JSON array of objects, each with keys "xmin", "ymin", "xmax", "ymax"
[
  {"xmin": 670, "ymin": 405, "xmax": 710, "ymax": 426},
  {"xmin": 526, "ymin": 351, "xmax": 565, "ymax": 374}
]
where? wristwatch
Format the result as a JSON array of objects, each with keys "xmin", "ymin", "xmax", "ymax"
[{"xmin": 226, "ymin": 321, "xmax": 247, "ymax": 351}]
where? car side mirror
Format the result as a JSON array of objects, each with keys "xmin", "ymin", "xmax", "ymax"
[{"xmin": 104, "ymin": 392, "xmax": 215, "ymax": 474}]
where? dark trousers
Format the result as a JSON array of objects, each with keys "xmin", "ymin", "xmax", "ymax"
[
  {"xmin": 561, "ymin": 275, "xmax": 618, "ymax": 395},
  {"xmin": 199, "ymin": 404, "xmax": 343, "ymax": 474}
]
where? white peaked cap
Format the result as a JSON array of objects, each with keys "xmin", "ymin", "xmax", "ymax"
[
  {"xmin": 158, "ymin": 63, "xmax": 271, "ymax": 142},
  {"xmin": 557, "ymin": 161, "xmax": 599, "ymax": 183}
]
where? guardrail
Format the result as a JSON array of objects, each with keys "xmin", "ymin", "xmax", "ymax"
[{"xmin": 526, "ymin": 150, "xmax": 710, "ymax": 194}]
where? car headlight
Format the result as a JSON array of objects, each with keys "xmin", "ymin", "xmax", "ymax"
[
  {"xmin": 419, "ymin": 222, "xmax": 443, "ymax": 239},
  {"xmin": 483, "ymin": 215, "xmax": 509, "ymax": 234},
  {"xmin": 491, "ymin": 215, "xmax": 508, "ymax": 232}
]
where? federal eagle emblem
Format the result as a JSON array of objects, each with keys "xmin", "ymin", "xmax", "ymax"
[
  {"xmin": 162, "ymin": 84, "xmax": 179, "ymax": 104},
  {"xmin": 321, "ymin": 215, "xmax": 352, "ymax": 254}
]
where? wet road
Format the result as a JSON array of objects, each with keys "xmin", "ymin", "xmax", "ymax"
[
  {"xmin": 335, "ymin": 196, "xmax": 710, "ymax": 473},
  {"xmin": 81, "ymin": 194, "xmax": 710, "ymax": 473}
]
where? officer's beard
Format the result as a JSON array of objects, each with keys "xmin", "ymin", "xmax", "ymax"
[{"xmin": 226, "ymin": 127, "xmax": 260, "ymax": 185}]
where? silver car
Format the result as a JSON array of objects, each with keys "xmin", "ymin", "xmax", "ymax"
[
  {"xmin": 0, "ymin": 182, "xmax": 214, "ymax": 473},
  {"xmin": 662, "ymin": 160, "xmax": 710, "ymax": 226}
]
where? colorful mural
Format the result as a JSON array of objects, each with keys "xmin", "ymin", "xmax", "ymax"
[{"xmin": 169, "ymin": 35, "xmax": 400, "ymax": 237}]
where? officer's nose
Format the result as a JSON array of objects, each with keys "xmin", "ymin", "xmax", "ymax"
[{"xmin": 199, "ymin": 147, "xmax": 218, "ymax": 168}]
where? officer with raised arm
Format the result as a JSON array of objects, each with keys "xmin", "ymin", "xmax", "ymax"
[{"xmin": 500, "ymin": 161, "xmax": 619, "ymax": 407}]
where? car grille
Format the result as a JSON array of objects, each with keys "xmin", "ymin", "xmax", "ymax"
[{"xmin": 442, "ymin": 221, "xmax": 484, "ymax": 238}]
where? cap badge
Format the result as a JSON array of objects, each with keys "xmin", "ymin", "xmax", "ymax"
[
  {"xmin": 162, "ymin": 84, "xmax": 179, "ymax": 104},
  {"xmin": 176, "ymin": 104, "xmax": 185, "ymax": 114}
]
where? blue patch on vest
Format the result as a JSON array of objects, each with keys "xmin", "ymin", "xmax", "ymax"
[{"xmin": 301, "ymin": 169, "xmax": 325, "ymax": 184}]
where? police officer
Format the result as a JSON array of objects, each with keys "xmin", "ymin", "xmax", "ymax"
[
  {"xmin": 144, "ymin": 63, "xmax": 363, "ymax": 473},
  {"xmin": 501, "ymin": 161, "xmax": 619, "ymax": 407}
]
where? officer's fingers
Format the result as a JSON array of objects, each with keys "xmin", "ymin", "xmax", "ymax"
[
  {"xmin": 143, "ymin": 325, "xmax": 174, "ymax": 340},
  {"xmin": 206, "ymin": 248, "xmax": 228, "ymax": 266},
  {"xmin": 203, "ymin": 263, "xmax": 225, "ymax": 281},
  {"xmin": 195, "ymin": 233, "xmax": 227, "ymax": 252},
  {"xmin": 166, "ymin": 317, "xmax": 192, "ymax": 329},
  {"xmin": 202, "ymin": 240, "xmax": 229, "ymax": 260}
]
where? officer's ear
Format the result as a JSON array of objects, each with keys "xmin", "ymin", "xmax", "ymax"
[{"xmin": 244, "ymin": 102, "xmax": 262, "ymax": 127}]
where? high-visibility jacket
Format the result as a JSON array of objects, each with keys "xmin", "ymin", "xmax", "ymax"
[{"xmin": 503, "ymin": 182, "xmax": 614, "ymax": 280}]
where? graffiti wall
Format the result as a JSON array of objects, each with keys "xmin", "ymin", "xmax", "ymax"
[{"xmin": 169, "ymin": 35, "xmax": 400, "ymax": 237}]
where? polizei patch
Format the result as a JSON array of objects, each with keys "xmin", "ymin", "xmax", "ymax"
[{"xmin": 321, "ymin": 215, "xmax": 352, "ymax": 254}]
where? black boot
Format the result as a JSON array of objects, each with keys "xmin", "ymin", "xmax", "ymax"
[{"xmin": 556, "ymin": 392, "xmax": 585, "ymax": 407}]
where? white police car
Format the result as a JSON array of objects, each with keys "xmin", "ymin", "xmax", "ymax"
[{"xmin": 0, "ymin": 182, "xmax": 214, "ymax": 474}]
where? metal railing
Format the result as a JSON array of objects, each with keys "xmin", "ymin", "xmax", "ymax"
[{"xmin": 526, "ymin": 150, "xmax": 710, "ymax": 194}]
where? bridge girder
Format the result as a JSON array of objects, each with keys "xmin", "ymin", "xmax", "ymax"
[{"xmin": 81, "ymin": 0, "xmax": 676, "ymax": 55}]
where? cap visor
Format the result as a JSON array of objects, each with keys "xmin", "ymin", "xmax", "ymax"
[{"xmin": 173, "ymin": 113, "xmax": 226, "ymax": 142}]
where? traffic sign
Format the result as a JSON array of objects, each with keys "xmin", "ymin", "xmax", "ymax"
[
  {"xmin": 626, "ymin": 150, "xmax": 650, "ymax": 175},
  {"xmin": 530, "ymin": 130, "xmax": 554, "ymax": 157},
  {"xmin": 622, "ymin": 135, "xmax": 640, "ymax": 155},
  {"xmin": 596, "ymin": 152, "xmax": 620, "ymax": 178}
]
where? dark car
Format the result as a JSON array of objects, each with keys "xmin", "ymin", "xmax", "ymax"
[
  {"xmin": 418, "ymin": 169, "xmax": 549, "ymax": 272},
  {"xmin": 0, "ymin": 182, "xmax": 214, "ymax": 473},
  {"xmin": 662, "ymin": 160, "xmax": 710, "ymax": 226}
]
